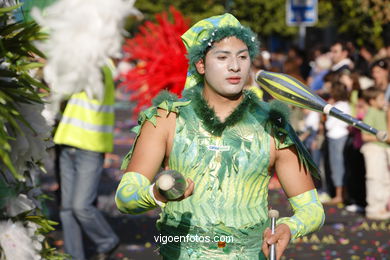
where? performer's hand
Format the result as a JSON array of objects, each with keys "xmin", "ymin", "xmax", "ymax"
[
  {"xmin": 153, "ymin": 178, "xmax": 194, "ymax": 203},
  {"xmin": 261, "ymin": 223, "xmax": 291, "ymax": 260}
]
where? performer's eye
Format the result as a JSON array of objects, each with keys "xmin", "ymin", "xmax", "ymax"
[
  {"xmin": 239, "ymin": 55, "xmax": 248, "ymax": 60},
  {"xmin": 217, "ymin": 56, "xmax": 227, "ymax": 60}
]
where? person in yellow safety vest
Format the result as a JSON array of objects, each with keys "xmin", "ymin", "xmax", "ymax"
[{"xmin": 54, "ymin": 64, "xmax": 119, "ymax": 260}]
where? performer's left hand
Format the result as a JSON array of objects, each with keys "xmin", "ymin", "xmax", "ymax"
[{"xmin": 261, "ymin": 223, "xmax": 291, "ymax": 260}]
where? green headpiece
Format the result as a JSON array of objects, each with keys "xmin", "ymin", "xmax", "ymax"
[{"xmin": 181, "ymin": 13, "xmax": 259, "ymax": 89}]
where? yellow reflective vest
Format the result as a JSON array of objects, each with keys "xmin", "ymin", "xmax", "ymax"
[{"xmin": 54, "ymin": 66, "xmax": 115, "ymax": 153}]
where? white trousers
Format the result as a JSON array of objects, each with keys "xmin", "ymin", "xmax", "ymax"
[{"xmin": 361, "ymin": 143, "xmax": 390, "ymax": 214}]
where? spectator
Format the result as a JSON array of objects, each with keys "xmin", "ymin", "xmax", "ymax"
[
  {"xmin": 299, "ymin": 109, "xmax": 321, "ymax": 167},
  {"xmin": 323, "ymin": 82, "xmax": 351, "ymax": 205},
  {"xmin": 354, "ymin": 44, "xmax": 376, "ymax": 77},
  {"xmin": 329, "ymin": 41, "xmax": 353, "ymax": 74},
  {"xmin": 308, "ymin": 54, "xmax": 332, "ymax": 93},
  {"xmin": 361, "ymin": 87, "xmax": 390, "ymax": 220},
  {"xmin": 370, "ymin": 58, "xmax": 390, "ymax": 104},
  {"xmin": 339, "ymin": 71, "xmax": 368, "ymax": 212}
]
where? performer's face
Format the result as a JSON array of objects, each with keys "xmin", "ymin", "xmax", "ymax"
[{"xmin": 195, "ymin": 36, "xmax": 251, "ymax": 98}]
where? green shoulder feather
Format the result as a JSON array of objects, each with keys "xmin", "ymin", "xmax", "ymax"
[
  {"xmin": 268, "ymin": 100, "xmax": 320, "ymax": 179},
  {"xmin": 120, "ymin": 91, "xmax": 191, "ymax": 170}
]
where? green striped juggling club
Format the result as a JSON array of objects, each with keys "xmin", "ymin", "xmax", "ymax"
[{"xmin": 256, "ymin": 70, "xmax": 387, "ymax": 142}]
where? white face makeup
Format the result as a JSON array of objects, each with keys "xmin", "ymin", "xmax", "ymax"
[{"xmin": 196, "ymin": 36, "xmax": 251, "ymax": 98}]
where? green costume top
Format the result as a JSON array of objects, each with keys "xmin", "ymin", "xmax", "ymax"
[
  {"xmin": 121, "ymin": 84, "xmax": 319, "ymax": 259},
  {"xmin": 117, "ymin": 13, "xmax": 323, "ymax": 259}
]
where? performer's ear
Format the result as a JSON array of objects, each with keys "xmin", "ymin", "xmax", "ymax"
[{"xmin": 195, "ymin": 59, "xmax": 205, "ymax": 75}]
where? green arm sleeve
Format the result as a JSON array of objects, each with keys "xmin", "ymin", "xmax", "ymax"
[
  {"xmin": 115, "ymin": 171, "xmax": 165, "ymax": 214},
  {"xmin": 276, "ymin": 189, "xmax": 325, "ymax": 240}
]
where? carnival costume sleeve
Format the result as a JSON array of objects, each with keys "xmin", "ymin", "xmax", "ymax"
[
  {"xmin": 115, "ymin": 171, "xmax": 161, "ymax": 214},
  {"xmin": 277, "ymin": 189, "xmax": 325, "ymax": 240}
]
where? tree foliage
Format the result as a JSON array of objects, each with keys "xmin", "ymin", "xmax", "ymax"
[
  {"xmin": 0, "ymin": 5, "xmax": 46, "ymax": 179},
  {"xmin": 231, "ymin": 0, "xmax": 297, "ymax": 37},
  {"xmin": 0, "ymin": 5, "xmax": 66, "ymax": 260},
  {"xmin": 328, "ymin": 0, "xmax": 390, "ymax": 48},
  {"xmin": 134, "ymin": 0, "xmax": 389, "ymax": 48},
  {"xmin": 135, "ymin": 0, "xmax": 226, "ymax": 24}
]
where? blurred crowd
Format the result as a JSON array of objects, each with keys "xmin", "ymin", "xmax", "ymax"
[{"xmin": 247, "ymin": 41, "xmax": 390, "ymax": 221}]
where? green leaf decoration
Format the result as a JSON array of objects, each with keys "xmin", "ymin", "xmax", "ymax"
[{"xmin": 0, "ymin": 5, "xmax": 67, "ymax": 259}]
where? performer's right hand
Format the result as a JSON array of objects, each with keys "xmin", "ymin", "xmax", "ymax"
[{"xmin": 153, "ymin": 178, "xmax": 194, "ymax": 203}]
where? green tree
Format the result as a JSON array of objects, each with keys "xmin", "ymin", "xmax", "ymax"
[
  {"xmin": 133, "ymin": 0, "xmax": 333, "ymax": 37},
  {"xmin": 135, "ymin": 0, "xmax": 226, "ymax": 23},
  {"xmin": 328, "ymin": 0, "xmax": 390, "ymax": 48},
  {"xmin": 134, "ymin": 0, "xmax": 389, "ymax": 48},
  {"xmin": 231, "ymin": 0, "xmax": 297, "ymax": 37}
]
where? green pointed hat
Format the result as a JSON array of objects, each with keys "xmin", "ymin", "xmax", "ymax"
[{"xmin": 181, "ymin": 13, "xmax": 259, "ymax": 89}]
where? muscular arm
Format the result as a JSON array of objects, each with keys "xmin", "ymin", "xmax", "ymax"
[
  {"xmin": 275, "ymin": 145, "xmax": 324, "ymax": 239},
  {"xmin": 275, "ymin": 145, "xmax": 315, "ymax": 197},
  {"xmin": 115, "ymin": 109, "xmax": 175, "ymax": 214},
  {"xmin": 263, "ymin": 141, "xmax": 324, "ymax": 259},
  {"xmin": 268, "ymin": 136, "xmax": 315, "ymax": 196},
  {"xmin": 126, "ymin": 109, "xmax": 175, "ymax": 181}
]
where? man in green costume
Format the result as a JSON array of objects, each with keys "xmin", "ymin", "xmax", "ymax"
[{"xmin": 115, "ymin": 13, "xmax": 325, "ymax": 259}]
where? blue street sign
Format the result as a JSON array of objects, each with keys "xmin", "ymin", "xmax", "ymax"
[{"xmin": 286, "ymin": 0, "xmax": 318, "ymax": 26}]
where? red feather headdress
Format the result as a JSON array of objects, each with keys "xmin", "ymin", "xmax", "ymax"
[{"xmin": 120, "ymin": 7, "xmax": 190, "ymax": 116}]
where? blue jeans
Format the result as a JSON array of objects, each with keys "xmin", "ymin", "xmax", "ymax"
[
  {"xmin": 59, "ymin": 146, "xmax": 118, "ymax": 260},
  {"xmin": 328, "ymin": 136, "xmax": 348, "ymax": 187},
  {"xmin": 303, "ymin": 129, "xmax": 321, "ymax": 167}
]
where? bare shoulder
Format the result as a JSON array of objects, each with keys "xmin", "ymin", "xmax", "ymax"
[{"xmin": 156, "ymin": 108, "xmax": 177, "ymax": 127}]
